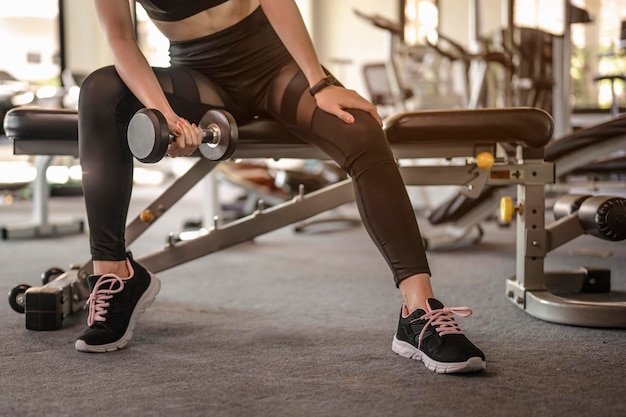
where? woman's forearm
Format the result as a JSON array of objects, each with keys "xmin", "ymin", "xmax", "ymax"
[
  {"xmin": 94, "ymin": 0, "xmax": 177, "ymax": 123},
  {"xmin": 107, "ymin": 38, "xmax": 177, "ymax": 121}
]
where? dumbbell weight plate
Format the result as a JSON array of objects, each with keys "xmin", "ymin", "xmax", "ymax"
[
  {"xmin": 198, "ymin": 109, "xmax": 238, "ymax": 161},
  {"xmin": 127, "ymin": 108, "xmax": 170, "ymax": 164}
]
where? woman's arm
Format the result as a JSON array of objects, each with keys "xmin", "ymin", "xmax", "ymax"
[
  {"xmin": 93, "ymin": 0, "xmax": 201, "ymax": 155},
  {"xmin": 259, "ymin": 0, "xmax": 381, "ymax": 125}
]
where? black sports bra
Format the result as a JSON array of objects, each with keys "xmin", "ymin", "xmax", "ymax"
[{"xmin": 136, "ymin": 0, "xmax": 229, "ymax": 22}]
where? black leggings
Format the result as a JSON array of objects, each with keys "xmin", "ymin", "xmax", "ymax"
[{"xmin": 78, "ymin": 7, "xmax": 430, "ymax": 286}]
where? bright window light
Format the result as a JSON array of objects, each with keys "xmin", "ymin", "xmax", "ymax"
[
  {"xmin": 11, "ymin": 91, "xmax": 35, "ymax": 106},
  {"xmin": 69, "ymin": 165, "xmax": 82, "ymax": 181},
  {"xmin": 0, "ymin": 2, "xmax": 58, "ymax": 19},
  {"xmin": 514, "ymin": 0, "xmax": 565, "ymax": 36},
  {"xmin": 35, "ymin": 85, "xmax": 60, "ymax": 99},
  {"xmin": 133, "ymin": 167, "xmax": 165, "ymax": 186},
  {"xmin": 0, "ymin": 162, "xmax": 37, "ymax": 184},
  {"xmin": 46, "ymin": 165, "xmax": 70, "ymax": 184},
  {"xmin": 404, "ymin": 0, "xmax": 438, "ymax": 46}
]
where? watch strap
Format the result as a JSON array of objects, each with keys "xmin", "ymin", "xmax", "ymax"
[{"xmin": 309, "ymin": 75, "xmax": 337, "ymax": 96}]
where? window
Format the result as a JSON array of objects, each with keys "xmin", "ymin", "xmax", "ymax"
[{"xmin": 0, "ymin": 1, "xmax": 60, "ymax": 84}]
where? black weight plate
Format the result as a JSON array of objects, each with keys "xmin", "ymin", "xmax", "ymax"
[
  {"xmin": 198, "ymin": 109, "xmax": 238, "ymax": 161},
  {"xmin": 127, "ymin": 108, "xmax": 170, "ymax": 163}
]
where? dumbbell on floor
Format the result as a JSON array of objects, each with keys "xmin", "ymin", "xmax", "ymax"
[{"xmin": 127, "ymin": 108, "xmax": 238, "ymax": 163}]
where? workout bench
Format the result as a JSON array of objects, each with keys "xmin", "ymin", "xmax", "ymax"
[
  {"xmin": 1, "ymin": 108, "xmax": 85, "ymax": 240},
  {"xmin": 4, "ymin": 105, "xmax": 626, "ymax": 330}
]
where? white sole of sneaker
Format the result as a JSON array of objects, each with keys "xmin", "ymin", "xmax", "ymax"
[
  {"xmin": 75, "ymin": 273, "xmax": 162, "ymax": 353},
  {"xmin": 392, "ymin": 336, "xmax": 486, "ymax": 374}
]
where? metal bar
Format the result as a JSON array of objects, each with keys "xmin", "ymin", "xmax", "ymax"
[
  {"xmin": 125, "ymin": 159, "xmax": 218, "ymax": 245},
  {"xmin": 136, "ymin": 179, "xmax": 356, "ymax": 273}
]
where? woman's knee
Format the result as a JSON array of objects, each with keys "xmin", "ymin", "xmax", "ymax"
[
  {"xmin": 79, "ymin": 66, "xmax": 129, "ymax": 112},
  {"xmin": 78, "ymin": 66, "xmax": 142, "ymax": 147},
  {"xmin": 336, "ymin": 110, "xmax": 394, "ymax": 170}
]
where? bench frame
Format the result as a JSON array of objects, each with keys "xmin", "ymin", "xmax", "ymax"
[
  {"xmin": 4, "ymin": 106, "xmax": 626, "ymax": 330},
  {"xmin": 1, "ymin": 155, "xmax": 85, "ymax": 239}
]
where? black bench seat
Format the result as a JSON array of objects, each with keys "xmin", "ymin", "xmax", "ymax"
[{"xmin": 4, "ymin": 106, "xmax": 554, "ymax": 160}]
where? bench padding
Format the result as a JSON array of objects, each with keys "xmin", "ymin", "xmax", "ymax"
[
  {"xmin": 385, "ymin": 107, "xmax": 553, "ymax": 147},
  {"xmin": 3, "ymin": 106, "xmax": 554, "ymax": 159}
]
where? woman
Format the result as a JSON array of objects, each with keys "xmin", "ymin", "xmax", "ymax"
[{"xmin": 77, "ymin": 0, "xmax": 485, "ymax": 374}]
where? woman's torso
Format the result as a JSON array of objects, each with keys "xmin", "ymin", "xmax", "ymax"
[{"xmin": 137, "ymin": 0, "xmax": 260, "ymax": 41}]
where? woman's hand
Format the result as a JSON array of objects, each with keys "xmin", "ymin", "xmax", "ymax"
[
  {"xmin": 166, "ymin": 117, "xmax": 203, "ymax": 158},
  {"xmin": 313, "ymin": 85, "xmax": 382, "ymax": 126}
]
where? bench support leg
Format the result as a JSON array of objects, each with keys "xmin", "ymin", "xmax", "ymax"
[
  {"xmin": 506, "ymin": 168, "xmax": 626, "ymax": 328},
  {"xmin": 23, "ymin": 267, "xmax": 90, "ymax": 330},
  {"xmin": 2, "ymin": 156, "xmax": 84, "ymax": 239}
]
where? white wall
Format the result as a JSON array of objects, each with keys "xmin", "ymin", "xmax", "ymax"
[
  {"xmin": 311, "ymin": 0, "xmax": 399, "ymax": 94},
  {"xmin": 438, "ymin": 0, "xmax": 505, "ymax": 50},
  {"xmin": 64, "ymin": 0, "xmax": 113, "ymax": 75},
  {"xmin": 295, "ymin": 0, "xmax": 313, "ymax": 32}
]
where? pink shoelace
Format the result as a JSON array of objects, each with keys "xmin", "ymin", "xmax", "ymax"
[
  {"xmin": 411, "ymin": 306, "xmax": 473, "ymax": 350},
  {"xmin": 85, "ymin": 260, "xmax": 134, "ymax": 327}
]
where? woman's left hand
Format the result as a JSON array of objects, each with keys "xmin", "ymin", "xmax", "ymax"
[{"xmin": 314, "ymin": 85, "xmax": 382, "ymax": 126}]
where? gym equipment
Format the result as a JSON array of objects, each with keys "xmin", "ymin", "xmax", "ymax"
[
  {"xmin": 552, "ymin": 194, "xmax": 592, "ymax": 219},
  {"xmin": 505, "ymin": 191, "xmax": 625, "ymax": 326},
  {"xmin": 1, "ymin": 108, "xmax": 85, "ymax": 239},
  {"xmin": 8, "ymin": 265, "xmax": 89, "ymax": 330},
  {"xmin": 504, "ymin": 192, "xmax": 626, "ymax": 242},
  {"xmin": 5, "ymin": 104, "xmax": 624, "ymax": 329},
  {"xmin": 574, "ymin": 196, "xmax": 626, "ymax": 241},
  {"xmin": 128, "ymin": 108, "xmax": 238, "ymax": 163},
  {"xmin": 356, "ymin": 8, "xmax": 514, "ymax": 112},
  {"xmin": 5, "ymin": 105, "xmax": 550, "ymax": 329},
  {"xmin": 427, "ymin": 113, "xmax": 626, "ymax": 249}
]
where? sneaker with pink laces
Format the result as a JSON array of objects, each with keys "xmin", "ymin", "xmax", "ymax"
[
  {"xmin": 75, "ymin": 253, "xmax": 161, "ymax": 353},
  {"xmin": 392, "ymin": 298, "xmax": 486, "ymax": 373}
]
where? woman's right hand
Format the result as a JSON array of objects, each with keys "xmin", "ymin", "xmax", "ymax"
[{"xmin": 166, "ymin": 117, "xmax": 203, "ymax": 158}]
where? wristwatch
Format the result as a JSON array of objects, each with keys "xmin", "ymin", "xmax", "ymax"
[{"xmin": 309, "ymin": 75, "xmax": 337, "ymax": 96}]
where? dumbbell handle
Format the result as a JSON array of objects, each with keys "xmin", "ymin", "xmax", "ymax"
[{"xmin": 167, "ymin": 122, "xmax": 222, "ymax": 146}]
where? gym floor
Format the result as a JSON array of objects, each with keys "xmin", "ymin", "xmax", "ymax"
[{"xmin": 1, "ymin": 178, "xmax": 625, "ymax": 417}]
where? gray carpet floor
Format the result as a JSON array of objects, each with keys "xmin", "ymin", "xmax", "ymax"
[{"xmin": 1, "ymin": 182, "xmax": 625, "ymax": 417}]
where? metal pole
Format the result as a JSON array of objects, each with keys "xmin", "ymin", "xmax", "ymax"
[
  {"xmin": 552, "ymin": 0, "xmax": 572, "ymax": 137},
  {"xmin": 58, "ymin": 0, "xmax": 66, "ymax": 81}
]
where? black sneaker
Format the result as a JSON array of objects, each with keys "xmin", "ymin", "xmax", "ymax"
[
  {"xmin": 75, "ymin": 253, "xmax": 161, "ymax": 353},
  {"xmin": 392, "ymin": 298, "xmax": 486, "ymax": 373}
]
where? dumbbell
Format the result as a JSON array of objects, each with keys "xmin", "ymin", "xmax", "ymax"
[{"xmin": 127, "ymin": 108, "xmax": 238, "ymax": 163}]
